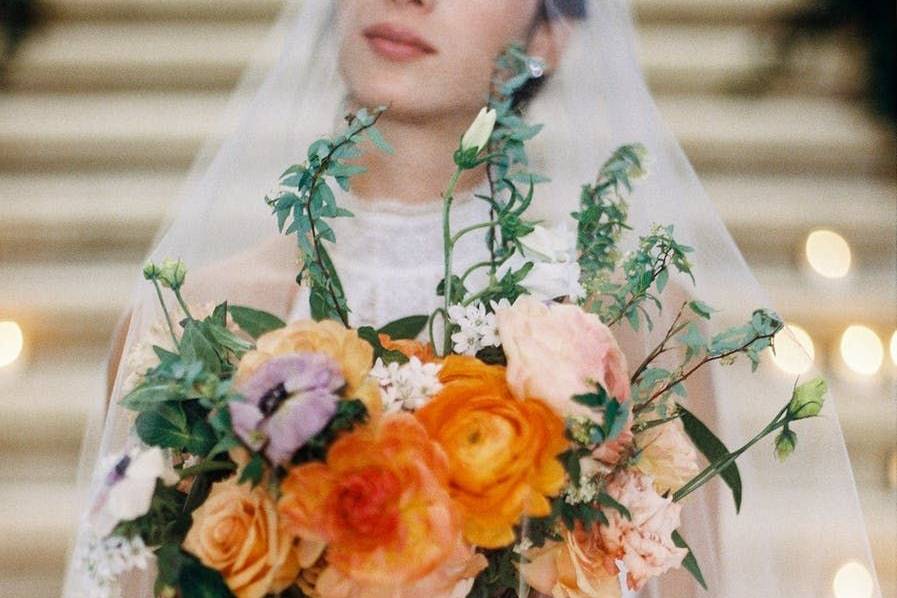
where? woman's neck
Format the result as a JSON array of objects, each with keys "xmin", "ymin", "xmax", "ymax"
[{"xmin": 347, "ymin": 108, "xmax": 487, "ymax": 205}]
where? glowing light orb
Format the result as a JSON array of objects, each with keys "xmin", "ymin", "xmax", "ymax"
[
  {"xmin": 839, "ymin": 325, "xmax": 883, "ymax": 376},
  {"xmin": 805, "ymin": 230, "xmax": 851, "ymax": 279},
  {"xmin": 772, "ymin": 323, "xmax": 815, "ymax": 374},
  {"xmin": 833, "ymin": 561, "xmax": 874, "ymax": 598},
  {"xmin": 0, "ymin": 321, "xmax": 24, "ymax": 368},
  {"xmin": 890, "ymin": 330, "xmax": 897, "ymax": 367}
]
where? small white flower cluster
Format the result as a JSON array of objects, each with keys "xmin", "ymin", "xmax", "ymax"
[
  {"xmin": 74, "ymin": 532, "xmax": 152, "ymax": 598},
  {"xmin": 448, "ymin": 299, "xmax": 510, "ymax": 356},
  {"xmin": 564, "ymin": 472, "xmax": 600, "ymax": 505},
  {"xmin": 513, "ymin": 536, "xmax": 534, "ymax": 555},
  {"xmin": 370, "ymin": 357, "xmax": 443, "ymax": 413}
]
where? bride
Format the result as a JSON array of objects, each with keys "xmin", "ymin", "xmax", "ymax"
[{"xmin": 69, "ymin": 1, "xmax": 881, "ymax": 597}]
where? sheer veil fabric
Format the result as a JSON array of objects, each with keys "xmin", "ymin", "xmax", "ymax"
[{"xmin": 64, "ymin": 1, "xmax": 881, "ymax": 596}]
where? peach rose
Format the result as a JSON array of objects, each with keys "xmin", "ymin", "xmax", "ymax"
[
  {"xmin": 635, "ymin": 419, "xmax": 700, "ymax": 494},
  {"xmin": 497, "ymin": 297, "xmax": 630, "ymax": 422},
  {"xmin": 521, "ymin": 525, "xmax": 622, "ymax": 598},
  {"xmin": 313, "ymin": 537, "xmax": 487, "ymax": 598},
  {"xmin": 235, "ymin": 319, "xmax": 381, "ymax": 419},
  {"xmin": 598, "ymin": 470, "xmax": 687, "ymax": 591},
  {"xmin": 415, "ymin": 356, "xmax": 568, "ymax": 548},
  {"xmin": 182, "ymin": 476, "xmax": 302, "ymax": 598},
  {"xmin": 278, "ymin": 414, "xmax": 460, "ymax": 586}
]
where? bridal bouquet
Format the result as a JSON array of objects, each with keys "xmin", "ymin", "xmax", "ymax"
[{"xmin": 79, "ymin": 50, "xmax": 828, "ymax": 598}]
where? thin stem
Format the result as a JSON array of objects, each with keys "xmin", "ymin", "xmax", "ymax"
[
  {"xmin": 635, "ymin": 330, "xmax": 777, "ymax": 415},
  {"xmin": 630, "ymin": 302, "xmax": 689, "ymax": 384},
  {"xmin": 172, "ymin": 287, "xmax": 194, "ymax": 322},
  {"xmin": 450, "ymin": 221, "xmax": 494, "ymax": 245},
  {"xmin": 607, "ymin": 247, "xmax": 673, "ymax": 328},
  {"xmin": 459, "ymin": 253, "xmax": 514, "ymax": 288},
  {"xmin": 674, "ymin": 406, "xmax": 789, "ymax": 502},
  {"xmin": 428, "ymin": 308, "xmax": 446, "ymax": 356},
  {"xmin": 305, "ymin": 181, "xmax": 349, "ymax": 327},
  {"xmin": 461, "ymin": 285, "xmax": 500, "ymax": 308},
  {"xmin": 152, "ymin": 280, "xmax": 180, "ymax": 349},
  {"xmin": 178, "ymin": 460, "xmax": 237, "ymax": 479},
  {"xmin": 441, "ymin": 167, "xmax": 463, "ymax": 356}
]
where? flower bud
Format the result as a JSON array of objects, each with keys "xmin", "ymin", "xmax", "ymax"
[
  {"xmin": 158, "ymin": 258, "xmax": 187, "ymax": 290},
  {"xmin": 142, "ymin": 261, "xmax": 160, "ymax": 280},
  {"xmin": 774, "ymin": 428, "xmax": 797, "ymax": 462},
  {"xmin": 787, "ymin": 377, "xmax": 827, "ymax": 420},
  {"xmin": 460, "ymin": 107, "xmax": 497, "ymax": 154}
]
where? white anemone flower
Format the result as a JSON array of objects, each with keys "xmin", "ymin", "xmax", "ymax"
[{"xmin": 90, "ymin": 447, "xmax": 179, "ymax": 537}]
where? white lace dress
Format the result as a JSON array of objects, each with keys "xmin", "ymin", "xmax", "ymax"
[{"xmin": 286, "ymin": 182, "xmax": 494, "ymax": 331}]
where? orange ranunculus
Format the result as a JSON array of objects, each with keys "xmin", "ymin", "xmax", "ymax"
[
  {"xmin": 235, "ymin": 319, "xmax": 381, "ymax": 418},
  {"xmin": 378, "ymin": 333, "xmax": 437, "ymax": 363},
  {"xmin": 182, "ymin": 476, "xmax": 302, "ymax": 598},
  {"xmin": 278, "ymin": 414, "xmax": 459, "ymax": 586},
  {"xmin": 415, "ymin": 356, "xmax": 568, "ymax": 549}
]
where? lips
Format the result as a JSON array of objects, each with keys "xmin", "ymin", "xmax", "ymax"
[{"xmin": 363, "ymin": 23, "xmax": 436, "ymax": 61}]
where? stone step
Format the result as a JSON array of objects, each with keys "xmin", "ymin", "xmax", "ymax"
[
  {"xmin": 1, "ymin": 172, "xmax": 893, "ymax": 263},
  {"xmin": 0, "ymin": 92, "xmax": 892, "ymax": 174},
  {"xmin": 0, "ymin": 252, "xmax": 893, "ymax": 353},
  {"xmin": 39, "ymin": 0, "xmax": 804, "ymax": 24},
  {"xmin": 6, "ymin": 22, "xmax": 859, "ymax": 96}
]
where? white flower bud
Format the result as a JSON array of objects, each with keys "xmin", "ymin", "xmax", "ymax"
[{"xmin": 460, "ymin": 107, "xmax": 497, "ymax": 154}]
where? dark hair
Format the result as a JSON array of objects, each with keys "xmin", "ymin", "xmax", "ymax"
[
  {"xmin": 541, "ymin": 0, "xmax": 587, "ymax": 20},
  {"xmin": 512, "ymin": 0, "xmax": 587, "ymax": 108}
]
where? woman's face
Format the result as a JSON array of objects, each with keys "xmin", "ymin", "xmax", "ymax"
[{"xmin": 337, "ymin": 0, "xmax": 543, "ymax": 120}]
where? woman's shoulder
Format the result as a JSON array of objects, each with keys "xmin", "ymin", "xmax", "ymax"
[{"xmin": 183, "ymin": 234, "xmax": 301, "ymax": 320}]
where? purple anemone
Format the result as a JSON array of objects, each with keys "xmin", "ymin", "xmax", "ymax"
[{"xmin": 229, "ymin": 352, "xmax": 344, "ymax": 465}]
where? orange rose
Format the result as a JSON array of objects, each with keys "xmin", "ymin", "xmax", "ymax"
[
  {"xmin": 278, "ymin": 414, "xmax": 460, "ymax": 586},
  {"xmin": 236, "ymin": 319, "xmax": 381, "ymax": 418},
  {"xmin": 415, "ymin": 356, "xmax": 568, "ymax": 548},
  {"xmin": 378, "ymin": 333, "xmax": 437, "ymax": 363},
  {"xmin": 182, "ymin": 476, "xmax": 302, "ymax": 598}
]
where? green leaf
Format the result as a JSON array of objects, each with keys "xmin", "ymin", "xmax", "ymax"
[
  {"xmin": 179, "ymin": 321, "xmax": 221, "ymax": 374},
  {"xmin": 210, "ymin": 302, "xmax": 228, "ymax": 327},
  {"xmin": 679, "ymin": 405, "xmax": 742, "ymax": 513},
  {"xmin": 366, "ymin": 125, "xmax": 394, "ymax": 154},
  {"xmin": 229, "ymin": 305, "xmax": 285, "ymax": 338},
  {"xmin": 177, "ymin": 554, "xmax": 232, "ymax": 597},
  {"xmin": 186, "ymin": 420, "xmax": 218, "ymax": 457},
  {"xmin": 204, "ymin": 322, "xmax": 253, "ymax": 356},
  {"xmin": 688, "ymin": 300, "xmax": 715, "ymax": 320},
  {"xmin": 357, "ymin": 326, "xmax": 408, "ymax": 365},
  {"xmin": 672, "ymin": 530, "xmax": 708, "ymax": 589},
  {"xmin": 120, "ymin": 384, "xmax": 178, "ymax": 411},
  {"xmin": 238, "ymin": 453, "xmax": 264, "ymax": 487},
  {"xmin": 378, "ymin": 315, "xmax": 429, "ymax": 340},
  {"xmin": 136, "ymin": 403, "xmax": 191, "ymax": 450},
  {"xmin": 596, "ymin": 492, "xmax": 632, "ymax": 520}
]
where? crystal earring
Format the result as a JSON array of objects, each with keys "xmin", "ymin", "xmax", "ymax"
[{"xmin": 527, "ymin": 57, "xmax": 546, "ymax": 78}]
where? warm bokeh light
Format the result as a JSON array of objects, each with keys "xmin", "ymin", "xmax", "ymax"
[
  {"xmin": 890, "ymin": 330, "xmax": 897, "ymax": 367},
  {"xmin": 833, "ymin": 561, "xmax": 875, "ymax": 598},
  {"xmin": 839, "ymin": 325, "xmax": 884, "ymax": 376},
  {"xmin": 0, "ymin": 321, "xmax": 24, "ymax": 368},
  {"xmin": 805, "ymin": 229, "xmax": 851, "ymax": 279},
  {"xmin": 772, "ymin": 323, "xmax": 815, "ymax": 374}
]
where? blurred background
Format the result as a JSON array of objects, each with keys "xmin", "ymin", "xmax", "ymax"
[{"xmin": 0, "ymin": 0, "xmax": 894, "ymax": 596}]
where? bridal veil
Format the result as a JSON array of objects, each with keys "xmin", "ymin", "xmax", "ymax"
[{"xmin": 65, "ymin": 1, "xmax": 881, "ymax": 596}]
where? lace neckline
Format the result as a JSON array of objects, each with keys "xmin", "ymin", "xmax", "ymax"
[{"xmin": 335, "ymin": 177, "xmax": 489, "ymax": 219}]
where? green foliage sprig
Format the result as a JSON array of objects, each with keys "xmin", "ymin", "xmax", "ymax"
[{"xmin": 268, "ymin": 107, "xmax": 393, "ymax": 325}]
